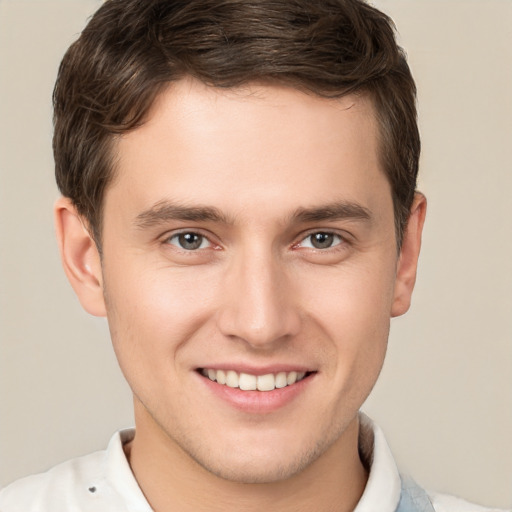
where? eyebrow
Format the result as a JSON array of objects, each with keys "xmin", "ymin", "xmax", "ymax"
[
  {"xmin": 291, "ymin": 201, "xmax": 372, "ymax": 224},
  {"xmin": 134, "ymin": 201, "xmax": 233, "ymax": 229},
  {"xmin": 134, "ymin": 199, "xmax": 372, "ymax": 230}
]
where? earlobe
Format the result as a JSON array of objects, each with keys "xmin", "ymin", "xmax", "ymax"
[
  {"xmin": 54, "ymin": 197, "xmax": 107, "ymax": 317},
  {"xmin": 391, "ymin": 192, "xmax": 427, "ymax": 318}
]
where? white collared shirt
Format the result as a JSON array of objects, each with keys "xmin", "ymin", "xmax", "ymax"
[{"xmin": 0, "ymin": 414, "xmax": 504, "ymax": 511}]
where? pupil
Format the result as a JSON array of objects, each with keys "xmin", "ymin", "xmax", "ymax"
[
  {"xmin": 312, "ymin": 232, "xmax": 333, "ymax": 249},
  {"xmin": 179, "ymin": 233, "xmax": 202, "ymax": 250}
]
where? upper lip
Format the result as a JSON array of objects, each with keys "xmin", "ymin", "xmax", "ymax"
[{"xmin": 196, "ymin": 364, "xmax": 314, "ymax": 376}]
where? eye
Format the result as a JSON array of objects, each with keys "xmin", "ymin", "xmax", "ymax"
[
  {"xmin": 299, "ymin": 232, "xmax": 343, "ymax": 249},
  {"xmin": 167, "ymin": 232, "xmax": 211, "ymax": 250}
]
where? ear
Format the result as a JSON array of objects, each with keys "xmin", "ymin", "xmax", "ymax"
[
  {"xmin": 391, "ymin": 192, "xmax": 427, "ymax": 317},
  {"xmin": 54, "ymin": 197, "xmax": 107, "ymax": 317}
]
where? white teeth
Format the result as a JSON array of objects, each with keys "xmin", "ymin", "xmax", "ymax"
[
  {"xmin": 202, "ymin": 368, "xmax": 308, "ymax": 392},
  {"xmin": 287, "ymin": 371, "xmax": 298, "ymax": 385},
  {"xmin": 257, "ymin": 373, "xmax": 275, "ymax": 391},
  {"xmin": 216, "ymin": 369, "xmax": 227, "ymax": 385},
  {"xmin": 225, "ymin": 370, "xmax": 239, "ymax": 388},
  {"xmin": 239, "ymin": 373, "xmax": 257, "ymax": 391},
  {"xmin": 275, "ymin": 372, "xmax": 288, "ymax": 388}
]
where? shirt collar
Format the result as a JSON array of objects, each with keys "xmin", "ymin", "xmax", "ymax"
[
  {"xmin": 354, "ymin": 412, "xmax": 402, "ymax": 512},
  {"xmin": 105, "ymin": 428, "xmax": 152, "ymax": 511},
  {"xmin": 104, "ymin": 413, "xmax": 401, "ymax": 512}
]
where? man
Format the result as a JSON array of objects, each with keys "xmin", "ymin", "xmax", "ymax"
[{"xmin": 0, "ymin": 0, "xmax": 505, "ymax": 511}]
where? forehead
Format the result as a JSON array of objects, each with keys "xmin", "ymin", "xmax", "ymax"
[
  {"xmin": 107, "ymin": 78, "xmax": 389, "ymax": 227},
  {"xmin": 142, "ymin": 79, "xmax": 379, "ymax": 149}
]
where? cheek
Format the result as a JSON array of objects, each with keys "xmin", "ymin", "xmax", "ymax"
[
  {"xmin": 298, "ymin": 258, "xmax": 395, "ymax": 378},
  {"xmin": 301, "ymin": 256, "xmax": 395, "ymax": 331},
  {"xmin": 103, "ymin": 260, "xmax": 219, "ymax": 375}
]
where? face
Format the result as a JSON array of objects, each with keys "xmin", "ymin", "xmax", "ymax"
[{"xmin": 87, "ymin": 79, "xmax": 415, "ymax": 483}]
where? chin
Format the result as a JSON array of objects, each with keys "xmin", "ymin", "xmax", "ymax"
[
  {"xmin": 194, "ymin": 453, "xmax": 310, "ymax": 484},
  {"xmin": 183, "ymin": 432, "xmax": 337, "ymax": 485}
]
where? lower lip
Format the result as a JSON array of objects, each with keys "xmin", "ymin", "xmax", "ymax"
[{"xmin": 198, "ymin": 372, "xmax": 315, "ymax": 414}]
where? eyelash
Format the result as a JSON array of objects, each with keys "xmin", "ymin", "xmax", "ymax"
[
  {"xmin": 294, "ymin": 231, "xmax": 346, "ymax": 251},
  {"xmin": 163, "ymin": 230, "xmax": 348, "ymax": 253},
  {"xmin": 164, "ymin": 231, "xmax": 217, "ymax": 252}
]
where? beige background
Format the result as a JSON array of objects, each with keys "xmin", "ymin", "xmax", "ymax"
[{"xmin": 0, "ymin": 0, "xmax": 510, "ymax": 508}]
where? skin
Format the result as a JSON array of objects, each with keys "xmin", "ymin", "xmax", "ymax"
[{"xmin": 55, "ymin": 78, "xmax": 426, "ymax": 512}]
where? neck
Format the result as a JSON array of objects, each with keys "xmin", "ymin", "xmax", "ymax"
[{"xmin": 126, "ymin": 403, "xmax": 368, "ymax": 512}]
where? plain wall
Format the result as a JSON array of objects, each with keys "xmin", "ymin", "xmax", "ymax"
[{"xmin": 0, "ymin": 0, "xmax": 510, "ymax": 508}]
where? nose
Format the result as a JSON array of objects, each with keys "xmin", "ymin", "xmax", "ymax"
[{"xmin": 216, "ymin": 246, "xmax": 301, "ymax": 350}]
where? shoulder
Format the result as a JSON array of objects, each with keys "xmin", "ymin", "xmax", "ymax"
[
  {"xmin": 429, "ymin": 491, "xmax": 511, "ymax": 512},
  {"xmin": 0, "ymin": 449, "xmax": 107, "ymax": 512},
  {"xmin": 0, "ymin": 429, "xmax": 146, "ymax": 512}
]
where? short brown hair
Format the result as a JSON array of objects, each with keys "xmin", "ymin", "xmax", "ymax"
[{"xmin": 53, "ymin": 0, "xmax": 420, "ymax": 247}]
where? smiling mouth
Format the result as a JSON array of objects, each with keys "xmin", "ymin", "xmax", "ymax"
[{"xmin": 199, "ymin": 368, "xmax": 311, "ymax": 392}]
